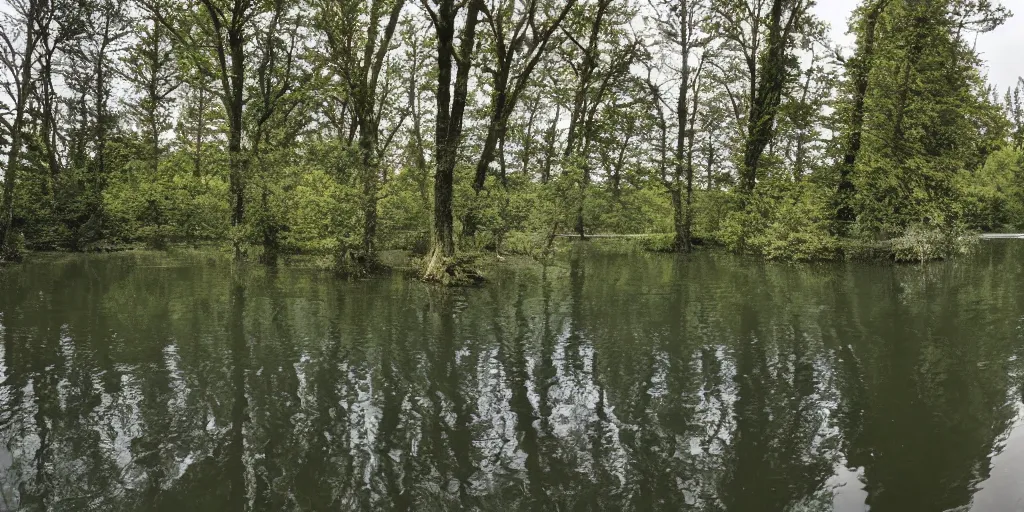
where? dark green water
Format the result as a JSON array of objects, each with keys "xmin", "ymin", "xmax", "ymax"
[{"xmin": 1, "ymin": 244, "xmax": 1023, "ymax": 511}]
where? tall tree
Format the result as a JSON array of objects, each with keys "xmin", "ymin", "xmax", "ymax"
[
  {"xmin": 853, "ymin": 0, "xmax": 1009, "ymax": 232},
  {"xmin": 316, "ymin": 0, "xmax": 406, "ymax": 264},
  {"xmin": 0, "ymin": 0, "xmax": 44, "ymax": 258},
  {"xmin": 59, "ymin": 0, "xmax": 131, "ymax": 246},
  {"xmin": 1008, "ymin": 78, "xmax": 1024, "ymax": 151},
  {"xmin": 561, "ymin": 0, "xmax": 639, "ymax": 237},
  {"xmin": 174, "ymin": 77, "xmax": 226, "ymax": 178},
  {"xmin": 834, "ymin": 0, "xmax": 890, "ymax": 227},
  {"xmin": 647, "ymin": 0, "xmax": 709, "ymax": 252},
  {"xmin": 420, "ymin": 0, "xmax": 482, "ymax": 281},
  {"xmin": 247, "ymin": 0, "xmax": 306, "ymax": 264},
  {"xmin": 713, "ymin": 0, "xmax": 813, "ymax": 194},
  {"xmin": 123, "ymin": 7, "xmax": 180, "ymax": 175},
  {"xmin": 143, "ymin": 0, "xmax": 259, "ymax": 257},
  {"xmin": 461, "ymin": 0, "xmax": 577, "ymax": 237}
]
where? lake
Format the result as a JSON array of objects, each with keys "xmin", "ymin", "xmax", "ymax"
[{"xmin": 1, "ymin": 244, "xmax": 1023, "ymax": 511}]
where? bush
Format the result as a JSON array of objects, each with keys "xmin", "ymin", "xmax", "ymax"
[
  {"xmin": 889, "ymin": 223, "xmax": 977, "ymax": 262},
  {"xmin": 709, "ymin": 182, "xmax": 839, "ymax": 261},
  {"xmin": 0, "ymin": 232, "xmax": 26, "ymax": 262},
  {"xmin": 636, "ymin": 233, "xmax": 676, "ymax": 253},
  {"xmin": 749, "ymin": 189, "xmax": 839, "ymax": 261},
  {"xmin": 502, "ymin": 230, "xmax": 547, "ymax": 257},
  {"xmin": 957, "ymin": 148, "xmax": 1024, "ymax": 231}
]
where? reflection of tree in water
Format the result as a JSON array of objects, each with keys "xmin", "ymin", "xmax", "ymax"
[
  {"xmin": 833, "ymin": 257, "xmax": 1024, "ymax": 512},
  {"xmin": 0, "ymin": 247, "xmax": 1023, "ymax": 511},
  {"xmin": 573, "ymin": 254, "xmax": 840, "ymax": 510},
  {"xmin": 0, "ymin": 259, "xmax": 131, "ymax": 511}
]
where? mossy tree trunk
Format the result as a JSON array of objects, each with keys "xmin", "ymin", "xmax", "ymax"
[{"xmin": 422, "ymin": 0, "xmax": 481, "ymax": 282}]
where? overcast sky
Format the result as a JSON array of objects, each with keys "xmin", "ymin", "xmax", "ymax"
[{"xmin": 812, "ymin": 0, "xmax": 1024, "ymax": 93}]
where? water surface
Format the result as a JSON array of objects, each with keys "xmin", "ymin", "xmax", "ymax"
[{"xmin": 1, "ymin": 245, "xmax": 1023, "ymax": 511}]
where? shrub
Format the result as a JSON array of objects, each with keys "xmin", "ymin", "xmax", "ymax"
[
  {"xmin": 636, "ymin": 233, "xmax": 676, "ymax": 253},
  {"xmin": 889, "ymin": 223, "xmax": 977, "ymax": 262},
  {"xmin": 707, "ymin": 182, "xmax": 839, "ymax": 261},
  {"xmin": 748, "ymin": 188, "xmax": 839, "ymax": 261}
]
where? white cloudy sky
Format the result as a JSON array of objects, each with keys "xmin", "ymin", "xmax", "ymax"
[{"xmin": 812, "ymin": 0, "xmax": 1024, "ymax": 93}]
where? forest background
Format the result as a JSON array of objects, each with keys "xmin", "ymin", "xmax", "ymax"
[{"xmin": 1, "ymin": 0, "xmax": 1023, "ymax": 280}]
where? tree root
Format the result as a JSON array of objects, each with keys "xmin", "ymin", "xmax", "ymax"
[
  {"xmin": 421, "ymin": 248, "xmax": 484, "ymax": 286},
  {"xmin": 334, "ymin": 248, "xmax": 388, "ymax": 278}
]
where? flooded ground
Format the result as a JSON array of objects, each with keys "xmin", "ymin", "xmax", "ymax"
[{"xmin": 1, "ymin": 244, "xmax": 1023, "ymax": 511}]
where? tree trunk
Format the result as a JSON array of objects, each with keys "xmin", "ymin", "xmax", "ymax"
[
  {"xmin": 0, "ymin": 110, "xmax": 28, "ymax": 257},
  {"xmin": 423, "ymin": 0, "xmax": 481, "ymax": 281},
  {"xmin": 148, "ymin": 17, "xmax": 162, "ymax": 176},
  {"xmin": 671, "ymin": 187, "xmax": 687, "ymax": 251},
  {"xmin": 0, "ymin": 0, "xmax": 39, "ymax": 258},
  {"xmin": 836, "ymin": 0, "xmax": 889, "ymax": 227},
  {"xmin": 408, "ymin": 61, "xmax": 430, "ymax": 212},
  {"xmin": 228, "ymin": 29, "xmax": 246, "ymax": 259},
  {"xmin": 574, "ymin": 157, "xmax": 590, "ymax": 239},
  {"xmin": 739, "ymin": 0, "xmax": 793, "ymax": 194},
  {"xmin": 541, "ymin": 105, "xmax": 560, "ymax": 184},
  {"xmin": 463, "ymin": 97, "xmax": 507, "ymax": 238},
  {"xmin": 674, "ymin": 20, "xmax": 692, "ymax": 253},
  {"xmin": 194, "ymin": 86, "xmax": 206, "ymax": 178},
  {"xmin": 359, "ymin": 124, "xmax": 380, "ymax": 257},
  {"xmin": 40, "ymin": 45, "xmax": 60, "ymax": 186}
]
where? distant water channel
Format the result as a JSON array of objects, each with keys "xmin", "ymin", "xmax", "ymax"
[{"xmin": 1, "ymin": 244, "xmax": 1023, "ymax": 511}]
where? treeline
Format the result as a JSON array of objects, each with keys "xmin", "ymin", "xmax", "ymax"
[{"xmin": 0, "ymin": 0, "xmax": 1021, "ymax": 276}]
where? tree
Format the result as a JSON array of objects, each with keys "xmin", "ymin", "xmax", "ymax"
[
  {"xmin": 316, "ymin": 0, "xmax": 406, "ymax": 265},
  {"xmin": 57, "ymin": 0, "xmax": 131, "ymax": 247},
  {"xmin": 246, "ymin": 0, "xmax": 307, "ymax": 264},
  {"xmin": 712, "ymin": 0, "xmax": 814, "ymax": 194},
  {"xmin": 123, "ymin": 6, "xmax": 180, "ymax": 175},
  {"xmin": 1007, "ymin": 78, "xmax": 1024, "ymax": 151},
  {"xmin": 143, "ymin": 0, "xmax": 258, "ymax": 257},
  {"xmin": 175, "ymin": 77, "xmax": 226, "ymax": 178},
  {"xmin": 646, "ymin": 0, "xmax": 710, "ymax": 252},
  {"xmin": 852, "ymin": 0, "xmax": 1009, "ymax": 233},
  {"xmin": 561, "ymin": 0, "xmax": 640, "ymax": 237},
  {"xmin": 834, "ymin": 0, "xmax": 890, "ymax": 227},
  {"xmin": 460, "ymin": 0, "xmax": 577, "ymax": 237},
  {"xmin": 0, "ymin": 0, "xmax": 44, "ymax": 259},
  {"xmin": 420, "ymin": 0, "xmax": 482, "ymax": 282}
]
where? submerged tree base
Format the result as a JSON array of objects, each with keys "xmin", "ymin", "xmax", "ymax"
[
  {"xmin": 333, "ymin": 248, "xmax": 389, "ymax": 278},
  {"xmin": 421, "ymin": 248, "xmax": 484, "ymax": 286}
]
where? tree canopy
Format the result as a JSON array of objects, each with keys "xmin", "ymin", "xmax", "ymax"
[{"xmin": 0, "ymin": 0, "xmax": 1020, "ymax": 271}]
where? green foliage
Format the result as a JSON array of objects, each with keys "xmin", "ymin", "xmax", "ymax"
[
  {"xmin": 889, "ymin": 223, "xmax": 977, "ymax": 263},
  {"xmin": 2, "ymin": 0, "xmax": 1013, "ymax": 271},
  {"xmin": 712, "ymin": 182, "xmax": 840, "ymax": 261},
  {"xmin": 635, "ymin": 233, "xmax": 676, "ymax": 253},
  {"xmin": 691, "ymin": 189, "xmax": 733, "ymax": 241},
  {"xmin": 957, "ymin": 148, "xmax": 1024, "ymax": 231},
  {"xmin": 0, "ymin": 231, "xmax": 25, "ymax": 262},
  {"xmin": 596, "ymin": 187, "xmax": 674, "ymax": 235},
  {"xmin": 849, "ymin": 0, "xmax": 1009, "ymax": 235},
  {"xmin": 104, "ymin": 168, "xmax": 231, "ymax": 248},
  {"xmin": 501, "ymin": 230, "xmax": 551, "ymax": 257},
  {"xmin": 378, "ymin": 167, "xmax": 431, "ymax": 253}
]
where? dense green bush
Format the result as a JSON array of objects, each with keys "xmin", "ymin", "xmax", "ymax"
[
  {"xmin": 957, "ymin": 148, "xmax": 1024, "ymax": 231},
  {"xmin": 710, "ymin": 181, "xmax": 839, "ymax": 261}
]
